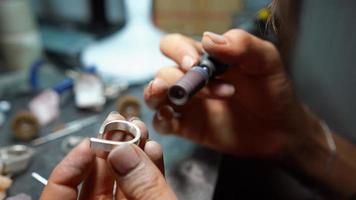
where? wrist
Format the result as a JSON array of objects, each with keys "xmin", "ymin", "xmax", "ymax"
[
  {"xmin": 281, "ymin": 104, "xmax": 333, "ymax": 176},
  {"xmin": 279, "ymin": 104, "xmax": 356, "ymax": 198}
]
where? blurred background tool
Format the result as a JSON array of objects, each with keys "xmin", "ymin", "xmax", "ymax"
[
  {"xmin": 31, "ymin": 115, "xmax": 98, "ymax": 146},
  {"xmin": 81, "ymin": 0, "xmax": 173, "ymax": 84},
  {"xmin": 11, "ymin": 112, "xmax": 40, "ymax": 141},
  {"xmin": 169, "ymin": 53, "xmax": 228, "ymax": 105},
  {"xmin": 0, "ymin": 101, "xmax": 11, "ymax": 128},
  {"xmin": 0, "ymin": 145, "xmax": 34, "ymax": 175},
  {"xmin": 0, "ymin": 0, "xmax": 42, "ymax": 71},
  {"xmin": 116, "ymin": 95, "xmax": 141, "ymax": 119},
  {"xmin": 61, "ymin": 136, "xmax": 85, "ymax": 154},
  {"xmin": 74, "ymin": 72, "xmax": 105, "ymax": 110},
  {"xmin": 31, "ymin": 172, "xmax": 47, "ymax": 186},
  {"xmin": 31, "ymin": 0, "xmax": 126, "ymax": 67}
]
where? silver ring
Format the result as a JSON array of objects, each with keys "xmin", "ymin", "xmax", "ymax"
[{"xmin": 90, "ymin": 120, "xmax": 141, "ymax": 152}]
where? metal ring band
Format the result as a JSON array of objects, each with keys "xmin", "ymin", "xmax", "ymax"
[{"xmin": 90, "ymin": 120, "xmax": 141, "ymax": 152}]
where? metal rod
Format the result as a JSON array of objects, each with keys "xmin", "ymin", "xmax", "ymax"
[
  {"xmin": 31, "ymin": 172, "xmax": 47, "ymax": 185},
  {"xmin": 31, "ymin": 115, "xmax": 99, "ymax": 146}
]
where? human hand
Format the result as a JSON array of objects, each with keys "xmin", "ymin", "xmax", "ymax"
[
  {"xmin": 145, "ymin": 30, "xmax": 305, "ymax": 158},
  {"xmin": 40, "ymin": 113, "xmax": 177, "ymax": 200}
]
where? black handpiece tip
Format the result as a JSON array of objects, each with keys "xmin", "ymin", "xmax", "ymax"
[
  {"xmin": 168, "ymin": 85, "xmax": 188, "ymax": 106},
  {"xmin": 168, "ymin": 66, "xmax": 210, "ymax": 106}
]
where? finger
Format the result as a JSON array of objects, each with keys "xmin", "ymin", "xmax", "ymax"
[
  {"xmin": 207, "ymin": 79, "xmax": 236, "ymax": 98},
  {"xmin": 202, "ymin": 29, "xmax": 284, "ymax": 76},
  {"xmin": 79, "ymin": 158, "xmax": 115, "ymax": 200},
  {"xmin": 97, "ymin": 112, "xmax": 127, "ymax": 159},
  {"xmin": 153, "ymin": 105, "xmax": 180, "ymax": 134},
  {"xmin": 144, "ymin": 68, "xmax": 233, "ymax": 110},
  {"xmin": 108, "ymin": 144, "xmax": 177, "ymax": 200},
  {"xmin": 129, "ymin": 117, "xmax": 149, "ymax": 149},
  {"xmin": 160, "ymin": 33, "xmax": 202, "ymax": 71},
  {"xmin": 40, "ymin": 139, "xmax": 96, "ymax": 200},
  {"xmin": 144, "ymin": 67, "xmax": 183, "ymax": 110},
  {"xmin": 144, "ymin": 140, "xmax": 165, "ymax": 176},
  {"xmin": 104, "ymin": 111, "xmax": 126, "ymax": 141}
]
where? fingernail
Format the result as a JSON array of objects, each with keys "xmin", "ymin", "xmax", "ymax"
[
  {"xmin": 129, "ymin": 116, "xmax": 141, "ymax": 122},
  {"xmin": 109, "ymin": 144, "xmax": 141, "ymax": 176},
  {"xmin": 150, "ymin": 78, "xmax": 169, "ymax": 99},
  {"xmin": 203, "ymin": 32, "xmax": 227, "ymax": 45},
  {"xmin": 148, "ymin": 80, "xmax": 154, "ymax": 88},
  {"xmin": 110, "ymin": 111, "xmax": 119, "ymax": 115},
  {"xmin": 214, "ymin": 84, "xmax": 235, "ymax": 97},
  {"xmin": 181, "ymin": 55, "xmax": 195, "ymax": 70},
  {"xmin": 157, "ymin": 105, "xmax": 174, "ymax": 121},
  {"xmin": 152, "ymin": 78, "xmax": 168, "ymax": 89}
]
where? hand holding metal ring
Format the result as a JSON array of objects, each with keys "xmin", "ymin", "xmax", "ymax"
[{"xmin": 90, "ymin": 120, "xmax": 141, "ymax": 152}]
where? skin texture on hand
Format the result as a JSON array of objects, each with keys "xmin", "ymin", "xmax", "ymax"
[
  {"xmin": 145, "ymin": 30, "xmax": 300, "ymax": 158},
  {"xmin": 40, "ymin": 113, "xmax": 177, "ymax": 200}
]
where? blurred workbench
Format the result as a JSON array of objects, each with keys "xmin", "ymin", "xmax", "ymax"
[{"xmin": 0, "ymin": 66, "xmax": 220, "ymax": 199}]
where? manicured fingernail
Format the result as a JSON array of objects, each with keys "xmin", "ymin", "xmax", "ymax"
[
  {"xmin": 157, "ymin": 105, "xmax": 174, "ymax": 121},
  {"xmin": 109, "ymin": 144, "xmax": 141, "ymax": 176},
  {"xmin": 181, "ymin": 55, "xmax": 195, "ymax": 70},
  {"xmin": 203, "ymin": 32, "xmax": 227, "ymax": 45},
  {"xmin": 214, "ymin": 84, "xmax": 235, "ymax": 97}
]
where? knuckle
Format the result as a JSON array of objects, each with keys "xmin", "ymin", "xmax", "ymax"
[
  {"xmin": 167, "ymin": 33, "xmax": 185, "ymax": 41},
  {"xmin": 225, "ymin": 29, "xmax": 252, "ymax": 55},
  {"xmin": 129, "ymin": 171, "xmax": 164, "ymax": 200},
  {"xmin": 160, "ymin": 33, "xmax": 185, "ymax": 49},
  {"xmin": 155, "ymin": 67, "xmax": 180, "ymax": 79},
  {"xmin": 155, "ymin": 67, "xmax": 170, "ymax": 78}
]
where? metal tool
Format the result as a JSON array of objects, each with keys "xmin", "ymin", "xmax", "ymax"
[
  {"xmin": 11, "ymin": 111, "xmax": 40, "ymax": 141},
  {"xmin": 168, "ymin": 53, "xmax": 228, "ymax": 106},
  {"xmin": 0, "ymin": 101, "xmax": 11, "ymax": 128},
  {"xmin": 0, "ymin": 145, "xmax": 34, "ymax": 175},
  {"xmin": 74, "ymin": 73, "xmax": 105, "ymax": 110},
  {"xmin": 0, "ymin": 113, "xmax": 4, "ymax": 128},
  {"xmin": 31, "ymin": 115, "xmax": 99, "ymax": 146},
  {"xmin": 61, "ymin": 136, "xmax": 85, "ymax": 154},
  {"xmin": 116, "ymin": 95, "xmax": 141, "ymax": 119},
  {"xmin": 31, "ymin": 172, "xmax": 47, "ymax": 185},
  {"xmin": 168, "ymin": 11, "xmax": 273, "ymax": 106},
  {"xmin": 90, "ymin": 120, "xmax": 141, "ymax": 152}
]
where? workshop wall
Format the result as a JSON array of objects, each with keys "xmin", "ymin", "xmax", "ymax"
[{"xmin": 153, "ymin": 0, "xmax": 244, "ymax": 36}]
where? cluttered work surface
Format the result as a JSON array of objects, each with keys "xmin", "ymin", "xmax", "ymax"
[
  {"xmin": 0, "ymin": 67, "xmax": 220, "ymax": 199},
  {"xmin": 0, "ymin": 0, "xmax": 270, "ymax": 198}
]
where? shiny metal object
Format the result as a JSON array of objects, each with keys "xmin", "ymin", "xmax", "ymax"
[
  {"xmin": 0, "ymin": 101, "xmax": 11, "ymax": 128},
  {"xmin": 90, "ymin": 120, "xmax": 141, "ymax": 152},
  {"xmin": 31, "ymin": 172, "xmax": 47, "ymax": 185},
  {"xmin": 0, "ymin": 113, "xmax": 5, "ymax": 128},
  {"xmin": 31, "ymin": 115, "xmax": 98, "ymax": 146},
  {"xmin": 0, "ymin": 145, "xmax": 34, "ymax": 175},
  {"xmin": 61, "ymin": 136, "xmax": 85, "ymax": 154}
]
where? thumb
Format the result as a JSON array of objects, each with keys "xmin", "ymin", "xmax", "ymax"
[
  {"xmin": 201, "ymin": 29, "xmax": 283, "ymax": 76},
  {"xmin": 107, "ymin": 144, "xmax": 177, "ymax": 200}
]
